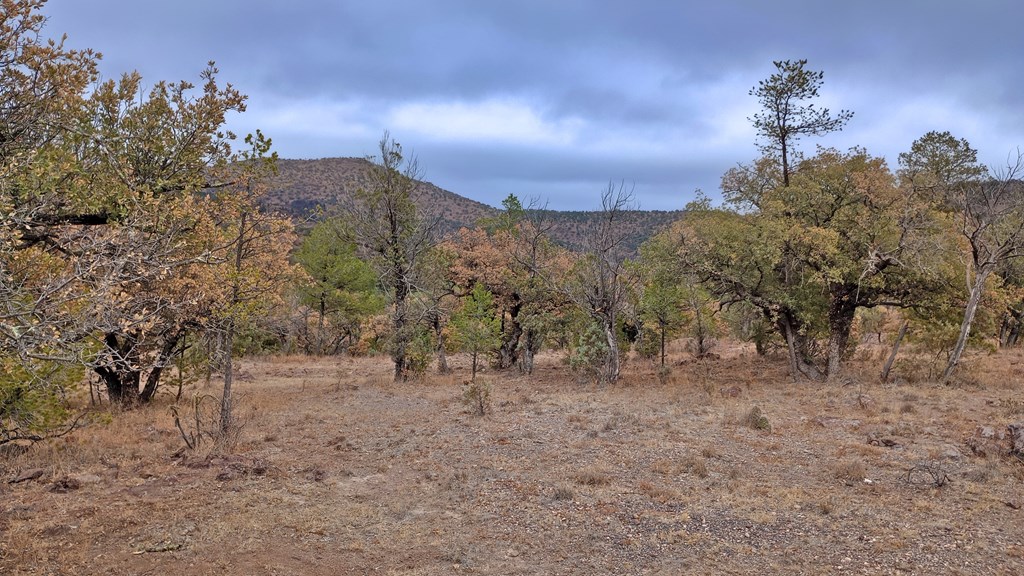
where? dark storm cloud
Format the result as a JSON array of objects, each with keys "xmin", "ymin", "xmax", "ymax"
[{"xmin": 41, "ymin": 0, "xmax": 1024, "ymax": 210}]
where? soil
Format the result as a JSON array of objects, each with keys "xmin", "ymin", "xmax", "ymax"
[{"xmin": 2, "ymin": 346, "xmax": 1024, "ymax": 575}]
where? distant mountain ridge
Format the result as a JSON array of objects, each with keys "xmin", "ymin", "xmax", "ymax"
[{"xmin": 262, "ymin": 157, "xmax": 683, "ymax": 251}]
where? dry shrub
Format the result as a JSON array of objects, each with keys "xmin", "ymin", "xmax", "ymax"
[
  {"xmin": 574, "ymin": 467, "xmax": 612, "ymax": 486},
  {"xmin": 638, "ymin": 480, "xmax": 679, "ymax": 502},
  {"xmin": 833, "ymin": 459, "xmax": 867, "ymax": 484},
  {"xmin": 553, "ymin": 484, "xmax": 575, "ymax": 501},
  {"xmin": 680, "ymin": 454, "xmax": 709, "ymax": 478},
  {"xmin": 700, "ymin": 445, "xmax": 719, "ymax": 459}
]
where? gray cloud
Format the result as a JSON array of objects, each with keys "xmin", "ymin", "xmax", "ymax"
[{"xmin": 42, "ymin": 0, "xmax": 1024, "ymax": 210}]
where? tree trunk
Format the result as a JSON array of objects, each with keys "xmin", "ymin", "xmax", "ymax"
[
  {"xmin": 220, "ymin": 321, "xmax": 235, "ymax": 434},
  {"xmin": 520, "ymin": 328, "xmax": 537, "ymax": 375},
  {"xmin": 942, "ymin": 268, "xmax": 991, "ymax": 384},
  {"xmin": 778, "ymin": 314, "xmax": 801, "ymax": 383},
  {"xmin": 659, "ymin": 320, "xmax": 667, "ymax": 367},
  {"xmin": 434, "ymin": 316, "xmax": 450, "ymax": 374},
  {"xmin": 96, "ymin": 333, "xmax": 142, "ymax": 406},
  {"xmin": 880, "ymin": 321, "xmax": 909, "ymax": 383},
  {"xmin": 392, "ymin": 283, "xmax": 409, "ymax": 382},
  {"xmin": 602, "ymin": 318, "xmax": 620, "ymax": 384},
  {"xmin": 778, "ymin": 312, "xmax": 823, "ymax": 382},
  {"xmin": 825, "ymin": 295, "xmax": 857, "ymax": 382},
  {"xmin": 139, "ymin": 331, "xmax": 182, "ymax": 403},
  {"xmin": 497, "ymin": 299, "xmax": 523, "ymax": 369}
]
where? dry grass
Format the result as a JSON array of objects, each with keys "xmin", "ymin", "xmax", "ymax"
[{"xmin": 2, "ymin": 345, "xmax": 1024, "ymax": 574}]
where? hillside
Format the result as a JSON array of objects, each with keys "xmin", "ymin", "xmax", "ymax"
[{"xmin": 262, "ymin": 157, "xmax": 683, "ymax": 251}]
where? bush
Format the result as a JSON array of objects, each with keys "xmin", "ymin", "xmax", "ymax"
[
  {"xmin": 462, "ymin": 379, "xmax": 491, "ymax": 416},
  {"xmin": 1, "ymin": 355, "xmax": 83, "ymax": 445},
  {"xmin": 569, "ymin": 322, "xmax": 610, "ymax": 384}
]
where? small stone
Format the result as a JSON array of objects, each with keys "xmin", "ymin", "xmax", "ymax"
[
  {"xmin": 719, "ymin": 386, "xmax": 742, "ymax": 398},
  {"xmin": 1008, "ymin": 423, "xmax": 1024, "ymax": 456},
  {"xmin": 10, "ymin": 468, "xmax": 44, "ymax": 484},
  {"xmin": 71, "ymin": 473, "xmax": 103, "ymax": 485},
  {"xmin": 49, "ymin": 476, "xmax": 81, "ymax": 493}
]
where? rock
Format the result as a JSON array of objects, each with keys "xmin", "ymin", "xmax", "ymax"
[
  {"xmin": 719, "ymin": 386, "xmax": 742, "ymax": 398},
  {"xmin": 967, "ymin": 424, "xmax": 1009, "ymax": 457},
  {"xmin": 1009, "ymin": 423, "xmax": 1024, "ymax": 456},
  {"xmin": 9, "ymin": 468, "xmax": 44, "ymax": 484},
  {"xmin": 856, "ymin": 394, "xmax": 875, "ymax": 410},
  {"xmin": 49, "ymin": 476, "xmax": 81, "ymax": 493},
  {"xmin": 940, "ymin": 444, "xmax": 963, "ymax": 460},
  {"xmin": 71, "ymin": 473, "xmax": 103, "ymax": 485},
  {"xmin": 866, "ymin": 433, "xmax": 900, "ymax": 448}
]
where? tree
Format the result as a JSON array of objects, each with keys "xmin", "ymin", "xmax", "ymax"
[
  {"xmin": 348, "ymin": 132, "xmax": 438, "ymax": 381},
  {"xmin": 941, "ymin": 154, "xmax": 1024, "ymax": 382},
  {"xmin": 560, "ymin": 182, "xmax": 639, "ymax": 384},
  {"xmin": 212, "ymin": 131, "xmax": 297, "ymax": 435},
  {"xmin": 682, "ymin": 148, "xmax": 936, "ymax": 381},
  {"xmin": 450, "ymin": 283, "xmax": 501, "ymax": 382},
  {"xmin": 1, "ymin": 2, "xmax": 280, "ymax": 416},
  {"xmin": 750, "ymin": 59, "xmax": 853, "ymax": 187},
  {"xmin": 294, "ymin": 217, "xmax": 382, "ymax": 355},
  {"xmin": 636, "ymin": 233, "xmax": 686, "ymax": 366}
]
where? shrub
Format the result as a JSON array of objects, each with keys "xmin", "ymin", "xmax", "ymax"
[{"xmin": 462, "ymin": 379, "xmax": 491, "ymax": 416}]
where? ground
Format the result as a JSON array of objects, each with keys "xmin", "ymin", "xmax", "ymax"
[{"xmin": 2, "ymin": 343, "xmax": 1024, "ymax": 575}]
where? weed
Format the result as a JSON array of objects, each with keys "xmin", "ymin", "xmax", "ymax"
[
  {"xmin": 553, "ymin": 484, "xmax": 575, "ymax": 501},
  {"xmin": 680, "ymin": 454, "xmax": 710, "ymax": 478},
  {"xmin": 574, "ymin": 467, "xmax": 612, "ymax": 486},
  {"xmin": 834, "ymin": 459, "xmax": 867, "ymax": 484}
]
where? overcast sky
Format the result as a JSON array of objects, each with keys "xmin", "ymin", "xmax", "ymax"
[{"xmin": 41, "ymin": 0, "xmax": 1024, "ymax": 211}]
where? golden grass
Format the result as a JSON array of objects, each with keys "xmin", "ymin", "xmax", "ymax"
[{"xmin": 2, "ymin": 345, "xmax": 1024, "ymax": 574}]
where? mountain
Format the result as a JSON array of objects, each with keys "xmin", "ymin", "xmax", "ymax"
[{"xmin": 262, "ymin": 157, "xmax": 683, "ymax": 251}]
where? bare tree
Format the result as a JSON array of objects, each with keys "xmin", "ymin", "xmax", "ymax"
[
  {"xmin": 942, "ymin": 153, "xmax": 1024, "ymax": 382},
  {"xmin": 562, "ymin": 182, "xmax": 639, "ymax": 384}
]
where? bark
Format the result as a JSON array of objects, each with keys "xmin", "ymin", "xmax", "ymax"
[
  {"xmin": 602, "ymin": 319, "xmax": 620, "ymax": 384},
  {"xmin": 778, "ymin": 314, "xmax": 802, "ymax": 383},
  {"xmin": 825, "ymin": 294, "xmax": 858, "ymax": 382},
  {"xmin": 880, "ymin": 321, "xmax": 909, "ymax": 383},
  {"xmin": 778, "ymin": 312, "xmax": 824, "ymax": 382},
  {"xmin": 95, "ymin": 333, "xmax": 141, "ymax": 406},
  {"xmin": 392, "ymin": 282, "xmax": 409, "ymax": 382},
  {"xmin": 433, "ymin": 315, "xmax": 450, "ymax": 374},
  {"xmin": 496, "ymin": 298, "xmax": 523, "ymax": 369},
  {"xmin": 139, "ymin": 331, "xmax": 183, "ymax": 403},
  {"xmin": 942, "ymin": 268, "xmax": 991, "ymax": 384},
  {"xmin": 219, "ymin": 319, "xmax": 235, "ymax": 434},
  {"xmin": 659, "ymin": 320, "xmax": 667, "ymax": 367},
  {"xmin": 519, "ymin": 328, "xmax": 538, "ymax": 375}
]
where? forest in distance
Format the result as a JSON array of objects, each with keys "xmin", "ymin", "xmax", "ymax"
[{"xmin": 2, "ymin": 0, "xmax": 1024, "ymax": 445}]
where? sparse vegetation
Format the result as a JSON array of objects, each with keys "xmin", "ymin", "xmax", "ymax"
[{"xmin": 3, "ymin": 3, "xmax": 1024, "ymax": 574}]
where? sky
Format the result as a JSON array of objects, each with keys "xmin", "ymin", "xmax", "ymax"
[{"xmin": 40, "ymin": 0, "xmax": 1024, "ymax": 211}]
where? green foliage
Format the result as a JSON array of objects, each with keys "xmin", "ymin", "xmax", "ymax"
[
  {"xmin": 750, "ymin": 59, "xmax": 854, "ymax": 185},
  {"xmin": 404, "ymin": 326, "xmax": 435, "ymax": 378},
  {"xmin": 295, "ymin": 217, "xmax": 383, "ymax": 354},
  {"xmin": 569, "ymin": 321, "xmax": 611, "ymax": 384},
  {"xmin": 450, "ymin": 283, "xmax": 501, "ymax": 380},
  {"xmin": 1, "ymin": 354, "xmax": 83, "ymax": 444},
  {"xmin": 462, "ymin": 378, "xmax": 491, "ymax": 416}
]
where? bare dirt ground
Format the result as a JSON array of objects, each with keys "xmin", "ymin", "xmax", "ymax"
[{"xmin": 2, "ymin": 344, "xmax": 1024, "ymax": 575}]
